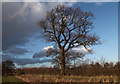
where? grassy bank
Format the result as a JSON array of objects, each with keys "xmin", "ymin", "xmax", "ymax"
[{"xmin": 2, "ymin": 76, "xmax": 28, "ymax": 84}]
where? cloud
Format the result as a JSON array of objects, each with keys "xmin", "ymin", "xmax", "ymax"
[
  {"xmin": 2, "ymin": 54, "xmax": 51, "ymax": 65},
  {"xmin": 2, "ymin": 54, "xmax": 12, "ymax": 61},
  {"xmin": 72, "ymin": 47, "xmax": 92, "ymax": 54},
  {"xmin": 33, "ymin": 46, "xmax": 54, "ymax": 58},
  {"xmin": 2, "ymin": 2, "xmax": 57, "ymax": 52},
  {"xmin": 9, "ymin": 2, "xmax": 47, "ymax": 20},
  {"xmin": 4, "ymin": 47, "xmax": 28, "ymax": 55},
  {"xmin": 42, "ymin": 46, "xmax": 54, "ymax": 51},
  {"xmin": 4, "ymin": 2, "xmax": 75, "ymax": 20},
  {"xmin": 33, "ymin": 46, "xmax": 92, "ymax": 59},
  {"xmin": 33, "ymin": 51, "xmax": 46, "ymax": 58},
  {"xmin": 13, "ymin": 58, "xmax": 51, "ymax": 65},
  {"xmin": 15, "ymin": 62, "xmax": 52, "ymax": 68},
  {"xmin": 3, "ymin": 3, "xmax": 37, "ymax": 51}
]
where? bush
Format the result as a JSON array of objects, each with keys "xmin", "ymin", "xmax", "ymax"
[{"xmin": 2, "ymin": 60, "xmax": 15, "ymax": 76}]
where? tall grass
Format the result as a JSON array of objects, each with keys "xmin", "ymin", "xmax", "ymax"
[{"xmin": 15, "ymin": 74, "xmax": 119, "ymax": 83}]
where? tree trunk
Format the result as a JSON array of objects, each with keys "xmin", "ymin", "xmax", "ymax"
[{"xmin": 60, "ymin": 51, "xmax": 65, "ymax": 75}]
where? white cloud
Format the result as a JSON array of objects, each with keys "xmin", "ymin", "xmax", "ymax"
[
  {"xmin": 72, "ymin": 47, "xmax": 91, "ymax": 52},
  {"xmin": 42, "ymin": 46, "xmax": 54, "ymax": 51},
  {"xmin": 42, "ymin": 46, "xmax": 92, "ymax": 54},
  {"xmin": 10, "ymin": 2, "xmax": 46, "ymax": 20},
  {"xmin": 72, "ymin": 47, "xmax": 92, "ymax": 54},
  {"xmin": 8, "ymin": 2, "xmax": 75, "ymax": 21}
]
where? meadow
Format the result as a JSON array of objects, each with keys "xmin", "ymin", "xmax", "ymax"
[{"xmin": 15, "ymin": 74, "xmax": 119, "ymax": 83}]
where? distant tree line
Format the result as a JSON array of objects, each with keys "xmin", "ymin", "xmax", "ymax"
[
  {"xmin": 2, "ymin": 60, "xmax": 120, "ymax": 76},
  {"xmin": 14, "ymin": 61, "xmax": 120, "ymax": 76}
]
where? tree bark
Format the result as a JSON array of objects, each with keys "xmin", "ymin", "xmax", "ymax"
[{"xmin": 60, "ymin": 50, "xmax": 65, "ymax": 75}]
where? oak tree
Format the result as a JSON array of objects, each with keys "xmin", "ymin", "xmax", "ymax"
[{"xmin": 38, "ymin": 4, "xmax": 100, "ymax": 75}]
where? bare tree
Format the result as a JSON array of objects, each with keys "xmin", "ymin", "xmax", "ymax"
[{"xmin": 38, "ymin": 4, "xmax": 100, "ymax": 75}]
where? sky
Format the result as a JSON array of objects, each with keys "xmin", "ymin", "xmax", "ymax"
[{"xmin": 1, "ymin": 2, "xmax": 118, "ymax": 68}]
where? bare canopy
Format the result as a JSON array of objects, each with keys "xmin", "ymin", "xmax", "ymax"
[{"xmin": 38, "ymin": 4, "xmax": 100, "ymax": 75}]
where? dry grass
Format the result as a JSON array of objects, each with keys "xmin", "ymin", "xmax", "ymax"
[{"xmin": 15, "ymin": 74, "xmax": 119, "ymax": 83}]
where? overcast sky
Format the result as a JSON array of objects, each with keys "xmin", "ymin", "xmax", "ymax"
[{"xmin": 2, "ymin": 2, "xmax": 118, "ymax": 67}]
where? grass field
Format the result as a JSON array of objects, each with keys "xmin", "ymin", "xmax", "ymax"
[
  {"xmin": 2, "ymin": 76, "xmax": 28, "ymax": 84},
  {"xmin": 15, "ymin": 74, "xmax": 120, "ymax": 83}
]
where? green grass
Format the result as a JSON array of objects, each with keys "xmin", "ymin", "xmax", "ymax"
[{"xmin": 2, "ymin": 76, "xmax": 28, "ymax": 84}]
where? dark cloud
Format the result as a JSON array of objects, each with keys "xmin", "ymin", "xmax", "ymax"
[
  {"xmin": 2, "ymin": 54, "xmax": 51, "ymax": 65},
  {"xmin": 4, "ymin": 47, "xmax": 28, "ymax": 55},
  {"xmin": 2, "ymin": 2, "xmax": 67, "ymax": 52},
  {"xmin": 2, "ymin": 54, "xmax": 12, "ymax": 61},
  {"xmin": 2, "ymin": 2, "xmax": 41, "ymax": 51},
  {"xmin": 2, "ymin": 11, "xmax": 39, "ymax": 51},
  {"xmin": 33, "ymin": 51, "xmax": 46, "ymax": 58},
  {"xmin": 13, "ymin": 58, "xmax": 51, "ymax": 65}
]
